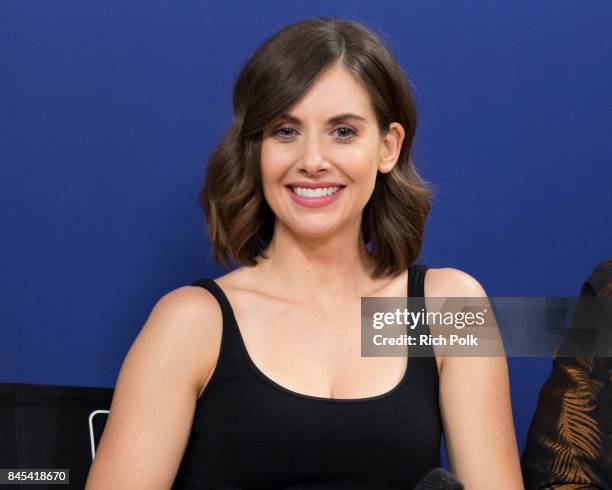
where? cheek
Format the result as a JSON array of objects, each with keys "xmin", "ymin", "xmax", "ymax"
[
  {"xmin": 260, "ymin": 144, "xmax": 289, "ymax": 183},
  {"xmin": 332, "ymin": 146, "xmax": 378, "ymax": 183}
]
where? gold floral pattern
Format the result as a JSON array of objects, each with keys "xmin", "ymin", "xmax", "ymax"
[{"xmin": 522, "ymin": 260, "xmax": 612, "ymax": 490}]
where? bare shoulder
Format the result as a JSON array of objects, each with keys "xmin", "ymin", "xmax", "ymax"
[
  {"xmin": 423, "ymin": 267, "xmax": 490, "ymax": 377},
  {"xmin": 159, "ymin": 284, "xmax": 225, "ymax": 394},
  {"xmin": 158, "ymin": 283, "xmax": 224, "ymax": 332},
  {"xmin": 139, "ymin": 284, "xmax": 224, "ymax": 385},
  {"xmin": 425, "ymin": 267, "xmax": 488, "ymax": 298},
  {"xmin": 85, "ymin": 284, "xmax": 223, "ymax": 489},
  {"xmin": 153, "ymin": 283, "xmax": 221, "ymax": 317}
]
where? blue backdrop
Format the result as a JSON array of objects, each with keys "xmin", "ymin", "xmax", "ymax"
[{"xmin": 2, "ymin": 0, "xmax": 611, "ymax": 466}]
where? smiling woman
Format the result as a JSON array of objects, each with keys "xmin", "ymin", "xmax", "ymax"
[
  {"xmin": 201, "ymin": 18, "xmax": 431, "ymax": 279},
  {"xmin": 85, "ymin": 16, "xmax": 524, "ymax": 490}
]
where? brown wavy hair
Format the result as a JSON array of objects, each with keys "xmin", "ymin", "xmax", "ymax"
[{"xmin": 199, "ymin": 16, "xmax": 435, "ymax": 279}]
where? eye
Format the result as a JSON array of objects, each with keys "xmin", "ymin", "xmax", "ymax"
[
  {"xmin": 272, "ymin": 126, "xmax": 298, "ymax": 141},
  {"xmin": 334, "ymin": 126, "xmax": 357, "ymax": 141}
]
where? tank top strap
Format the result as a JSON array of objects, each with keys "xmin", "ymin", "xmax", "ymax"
[
  {"xmin": 407, "ymin": 264, "xmax": 437, "ymax": 361},
  {"xmin": 189, "ymin": 278, "xmax": 251, "ymax": 389},
  {"xmin": 408, "ymin": 263, "xmax": 428, "ymax": 298},
  {"xmin": 190, "ymin": 277, "xmax": 243, "ymax": 344}
]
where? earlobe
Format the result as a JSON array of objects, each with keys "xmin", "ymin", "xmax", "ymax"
[{"xmin": 378, "ymin": 158, "xmax": 397, "ymax": 174}]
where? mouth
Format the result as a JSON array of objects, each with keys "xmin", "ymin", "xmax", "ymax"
[
  {"xmin": 285, "ymin": 184, "xmax": 346, "ymax": 198},
  {"xmin": 285, "ymin": 184, "xmax": 347, "ymax": 208}
]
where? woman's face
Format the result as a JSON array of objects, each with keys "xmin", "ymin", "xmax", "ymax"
[{"xmin": 260, "ymin": 63, "xmax": 404, "ymax": 240}]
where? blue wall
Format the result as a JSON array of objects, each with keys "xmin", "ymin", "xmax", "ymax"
[{"xmin": 2, "ymin": 0, "xmax": 611, "ymax": 462}]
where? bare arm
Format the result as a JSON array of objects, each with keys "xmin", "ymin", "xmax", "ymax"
[
  {"xmin": 85, "ymin": 286, "xmax": 222, "ymax": 489},
  {"xmin": 430, "ymin": 268, "xmax": 524, "ymax": 489}
]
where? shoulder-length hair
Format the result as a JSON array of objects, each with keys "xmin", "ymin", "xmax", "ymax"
[{"xmin": 199, "ymin": 16, "xmax": 434, "ymax": 279}]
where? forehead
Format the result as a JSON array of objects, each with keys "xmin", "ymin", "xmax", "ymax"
[{"xmin": 286, "ymin": 64, "xmax": 375, "ymax": 121}]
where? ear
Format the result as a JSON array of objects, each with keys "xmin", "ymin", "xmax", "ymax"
[{"xmin": 378, "ymin": 122, "xmax": 405, "ymax": 174}]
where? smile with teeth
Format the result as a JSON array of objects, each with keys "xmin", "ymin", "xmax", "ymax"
[{"xmin": 290, "ymin": 186, "xmax": 342, "ymax": 198}]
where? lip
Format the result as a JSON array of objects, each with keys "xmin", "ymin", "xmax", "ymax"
[
  {"xmin": 286, "ymin": 185, "xmax": 345, "ymax": 208},
  {"xmin": 285, "ymin": 182, "xmax": 346, "ymax": 189}
]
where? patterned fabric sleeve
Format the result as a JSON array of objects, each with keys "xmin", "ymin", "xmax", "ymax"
[{"xmin": 521, "ymin": 260, "xmax": 612, "ymax": 490}]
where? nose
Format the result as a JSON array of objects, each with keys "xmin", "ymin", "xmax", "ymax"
[{"xmin": 297, "ymin": 134, "xmax": 330, "ymax": 175}]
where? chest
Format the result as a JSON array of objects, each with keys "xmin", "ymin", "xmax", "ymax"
[{"xmin": 228, "ymin": 291, "xmax": 410, "ymax": 400}]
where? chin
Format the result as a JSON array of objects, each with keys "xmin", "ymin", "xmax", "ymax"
[{"xmin": 296, "ymin": 217, "xmax": 355, "ymax": 238}]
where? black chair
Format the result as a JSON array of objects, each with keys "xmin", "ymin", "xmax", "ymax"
[{"xmin": 0, "ymin": 382, "xmax": 113, "ymax": 489}]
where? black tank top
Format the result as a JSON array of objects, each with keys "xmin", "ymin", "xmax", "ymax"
[{"xmin": 172, "ymin": 264, "xmax": 442, "ymax": 490}]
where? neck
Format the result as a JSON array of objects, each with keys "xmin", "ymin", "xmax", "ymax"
[{"xmin": 252, "ymin": 219, "xmax": 381, "ymax": 307}]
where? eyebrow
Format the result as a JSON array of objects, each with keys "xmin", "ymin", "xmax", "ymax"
[{"xmin": 275, "ymin": 112, "xmax": 368, "ymax": 126}]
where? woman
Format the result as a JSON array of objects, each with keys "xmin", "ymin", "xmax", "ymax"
[{"xmin": 86, "ymin": 17, "xmax": 524, "ymax": 489}]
